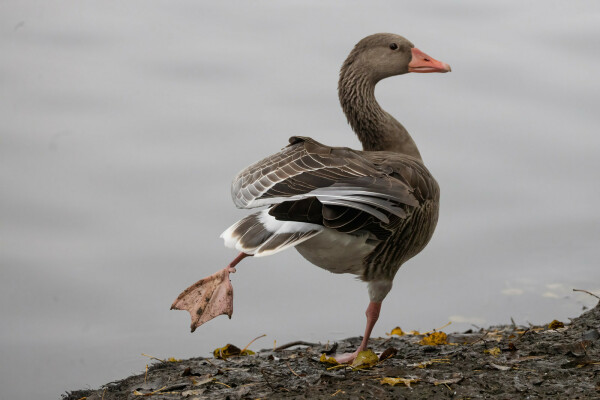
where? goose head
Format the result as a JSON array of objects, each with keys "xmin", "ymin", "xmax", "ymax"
[{"xmin": 342, "ymin": 33, "xmax": 451, "ymax": 83}]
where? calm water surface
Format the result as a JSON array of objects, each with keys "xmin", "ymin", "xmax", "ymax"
[{"xmin": 1, "ymin": 1, "xmax": 599, "ymax": 398}]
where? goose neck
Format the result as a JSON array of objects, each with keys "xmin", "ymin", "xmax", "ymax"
[{"xmin": 338, "ymin": 67, "xmax": 422, "ymax": 159}]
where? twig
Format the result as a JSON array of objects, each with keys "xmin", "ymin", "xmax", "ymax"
[
  {"xmin": 260, "ymin": 369, "xmax": 276, "ymax": 391},
  {"xmin": 286, "ymin": 361, "xmax": 301, "ymax": 377},
  {"xmin": 141, "ymin": 353, "xmax": 165, "ymax": 363},
  {"xmin": 423, "ymin": 321, "xmax": 452, "ymax": 335},
  {"xmin": 470, "ymin": 331, "xmax": 489, "ymax": 345},
  {"xmin": 133, "ymin": 385, "xmax": 167, "ymax": 396},
  {"xmin": 573, "ymin": 288, "xmax": 600, "ymax": 300},
  {"xmin": 516, "ymin": 328, "xmax": 531, "ymax": 342},
  {"xmin": 274, "ymin": 340, "xmax": 318, "ymax": 351},
  {"xmin": 241, "ymin": 334, "xmax": 266, "ymax": 353},
  {"xmin": 203, "ymin": 358, "xmax": 218, "ymax": 368}
]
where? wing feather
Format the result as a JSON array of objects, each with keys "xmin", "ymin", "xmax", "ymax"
[{"xmin": 231, "ymin": 136, "xmax": 436, "ymax": 227}]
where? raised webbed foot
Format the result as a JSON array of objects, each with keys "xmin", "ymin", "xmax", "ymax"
[
  {"xmin": 171, "ymin": 253, "xmax": 249, "ymax": 332},
  {"xmin": 171, "ymin": 267, "xmax": 235, "ymax": 332}
]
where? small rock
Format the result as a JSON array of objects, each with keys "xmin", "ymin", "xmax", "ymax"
[{"xmin": 582, "ymin": 329, "xmax": 600, "ymax": 341}]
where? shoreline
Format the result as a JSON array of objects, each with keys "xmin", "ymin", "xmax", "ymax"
[{"xmin": 64, "ymin": 301, "xmax": 599, "ymax": 399}]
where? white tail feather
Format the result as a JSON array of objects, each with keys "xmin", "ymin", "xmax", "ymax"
[{"xmin": 221, "ymin": 210, "xmax": 323, "ymax": 257}]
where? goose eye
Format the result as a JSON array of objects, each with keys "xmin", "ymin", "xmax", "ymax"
[{"xmin": 389, "ymin": 43, "xmax": 399, "ymax": 50}]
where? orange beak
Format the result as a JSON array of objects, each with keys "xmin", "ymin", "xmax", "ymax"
[{"xmin": 408, "ymin": 48, "xmax": 451, "ymax": 73}]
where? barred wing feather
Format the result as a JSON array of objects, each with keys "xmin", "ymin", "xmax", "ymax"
[{"xmin": 231, "ymin": 136, "xmax": 420, "ymax": 223}]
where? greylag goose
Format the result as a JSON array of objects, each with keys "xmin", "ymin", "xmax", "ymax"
[{"xmin": 172, "ymin": 33, "xmax": 450, "ymax": 363}]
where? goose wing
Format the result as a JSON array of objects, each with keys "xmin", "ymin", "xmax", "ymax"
[{"xmin": 232, "ymin": 136, "xmax": 424, "ymax": 225}]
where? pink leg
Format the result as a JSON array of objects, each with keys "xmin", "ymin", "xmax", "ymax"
[
  {"xmin": 334, "ymin": 301, "xmax": 382, "ymax": 363},
  {"xmin": 171, "ymin": 252, "xmax": 250, "ymax": 332},
  {"xmin": 225, "ymin": 252, "xmax": 248, "ymax": 273}
]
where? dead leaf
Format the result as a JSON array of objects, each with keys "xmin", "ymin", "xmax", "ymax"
[
  {"xmin": 379, "ymin": 347, "xmax": 398, "ymax": 361},
  {"xmin": 182, "ymin": 388, "xmax": 205, "ymax": 398},
  {"xmin": 190, "ymin": 375, "xmax": 214, "ymax": 386},
  {"xmin": 489, "ymin": 363, "xmax": 511, "ymax": 371},
  {"xmin": 430, "ymin": 376, "xmax": 463, "ymax": 386},
  {"xmin": 133, "ymin": 386, "xmax": 167, "ymax": 396},
  {"xmin": 380, "ymin": 377, "xmax": 419, "ymax": 388},
  {"xmin": 484, "ymin": 347, "xmax": 501, "ymax": 357},
  {"xmin": 419, "ymin": 331, "xmax": 448, "ymax": 345},
  {"xmin": 319, "ymin": 353, "xmax": 339, "ymax": 365},
  {"xmin": 387, "ymin": 326, "xmax": 405, "ymax": 336},
  {"xmin": 410, "ymin": 358, "xmax": 451, "ymax": 369},
  {"xmin": 323, "ymin": 342, "xmax": 338, "ymax": 355},
  {"xmin": 548, "ymin": 320, "xmax": 565, "ymax": 330},
  {"xmin": 213, "ymin": 344, "xmax": 255, "ymax": 360},
  {"xmin": 351, "ymin": 350, "xmax": 379, "ymax": 370}
]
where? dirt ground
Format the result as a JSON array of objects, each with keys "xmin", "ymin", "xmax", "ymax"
[{"xmin": 65, "ymin": 300, "xmax": 600, "ymax": 399}]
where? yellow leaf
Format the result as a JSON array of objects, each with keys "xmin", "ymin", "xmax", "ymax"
[
  {"xmin": 319, "ymin": 353, "xmax": 339, "ymax": 365},
  {"xmin": 548, "ymin": 320, "xmax": 565, "ymax": 330},
  {"xmin": 408, "ymin": 330, "xmax": 421, "ymax": 335},
  {"xmin": 419, "ymin": 331, "xmax": 448, "ymax": 345},
  {"xmin": 166, "ymin": 357, "xmax": 181, "ymax": 362},
  {"xmin": 351, "ymin": 349, "xmax": 379, "ymax": 370},
  {"xmin": 484, "ymin": 347, "xmax": 501, "ymax": 357},
  {"xmin": 380, "ymin": 377, "xmax": 419, "ymax": 388},
  {"xmin": 387, "ymin": 326, "xmax": 405, "ymax": 336},
  {"xmin": 213, "ymin": 344, "xmax": 255, "ymax": 360}
]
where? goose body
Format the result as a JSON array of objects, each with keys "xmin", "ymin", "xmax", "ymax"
[
  {"xmin": 172, "ymin": 33, "xmax": 450, "ymax": 362},
  {"xmin": 221, "ymin": 136, "xmax": 440, "ymax": 302}
]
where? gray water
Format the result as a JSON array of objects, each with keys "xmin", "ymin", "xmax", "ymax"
[{"xmin": 1, "ymin": 1, "xmax": 599, "ymax": 398}]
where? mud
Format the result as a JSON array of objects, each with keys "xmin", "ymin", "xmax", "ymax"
[{"xmin": 64, "ymin": 301, "xmax": 600, "ymax": 399}]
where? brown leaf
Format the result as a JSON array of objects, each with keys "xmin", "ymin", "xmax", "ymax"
[
  {"xmin": 410, "ymin": 358, "xmax": 451, "ymax": 369},
  {"xmin": 182, "ymin": 388, "xmax": 206, "ymax": 398},
  {"xmin": 323, "ymin": 342, "xmax": 338, "ymax": 356},
  {"xmin": 379, "ymin": 347, "xmax": 398, "ymax": 361},
  {"xmin": 380, "ymin": 377, "xmax": 419, "ymax": 388},
  {"xmin": 429, "ymin": 376, "xmax": 463, "ymax": 386}
]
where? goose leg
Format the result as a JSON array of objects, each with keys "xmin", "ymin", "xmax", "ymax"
[
  {"xmin": 334, "ymin": 301, "xmax": 381, "ymax": 363},
  {"xmin": 171, "ymin": 252, "xmax": 249, "ymax": 332}
]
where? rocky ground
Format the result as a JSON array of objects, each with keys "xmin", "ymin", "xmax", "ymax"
[{"xmin": 65, "ymin": 300, "xmax": 600, "ymax": 399}]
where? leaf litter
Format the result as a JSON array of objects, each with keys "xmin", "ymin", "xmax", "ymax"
[{"xmin": 64, "ymin": 300, "xmax": 600, "ymax": 399}]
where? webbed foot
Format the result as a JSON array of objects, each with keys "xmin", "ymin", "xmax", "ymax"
[
  {"xmin": 171, "ymin": 253, "xmax": 249, "ymax": 332},
  {"xmin": 171, "ymin": 267, "xmax": 234, "ymax": 332}
]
